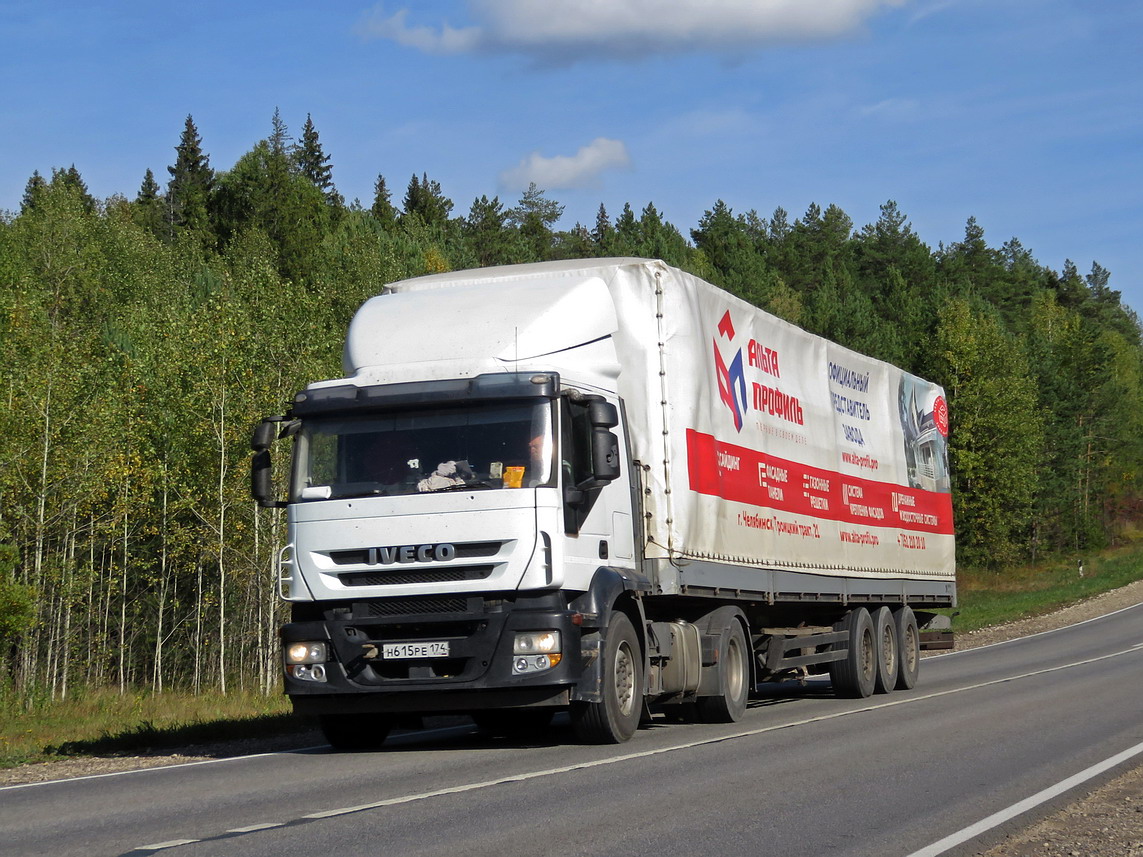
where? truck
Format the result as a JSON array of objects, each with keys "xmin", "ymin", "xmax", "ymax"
[{"xmin": 251, "ymin": 258, "xmax": 956, "ymax": 747}]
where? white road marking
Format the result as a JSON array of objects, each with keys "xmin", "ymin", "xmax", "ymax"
[
  {"xmin": 931, "ymin": 600, "xmax": 1143, "ymax": 658},
  {"xmin": 133, "ymin": 839, "xmax": 200, "ymax": 852},
  {"xmin": 227, "ymin": 822, "xmax": 285, "ymax": 833},
  {"xmin": 128, "ymin": 642, "xmax": 1143, "ymax": 851},
  {"xmin": 904, "ymin": 738, "xmax": 1143, "ymax": 857}
]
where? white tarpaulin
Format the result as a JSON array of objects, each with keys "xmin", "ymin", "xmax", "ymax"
[{"xmin": 610, "ymin": 261, "xmax": 954, "ymax": 581}]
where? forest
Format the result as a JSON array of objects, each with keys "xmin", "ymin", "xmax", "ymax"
[{"xmin": 1, "ymin": 112, "xmax": 1140, "ymax": 700}]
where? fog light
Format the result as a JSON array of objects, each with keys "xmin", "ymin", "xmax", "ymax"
[
  {"xmin": 512, "ymin": 652, "xmax": 563, "ymax": 675},
  {"xmin": 288, "ymin": 663, "xmax": 328, "ymax": 683},
  {"xmin": 285, "ymin": 641, "xmax": 328, "ymax": 665}
]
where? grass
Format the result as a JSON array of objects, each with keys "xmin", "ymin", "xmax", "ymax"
[
  {"xmin": 4, "ymin": 542, "xmax": 1142, "ymax": 770},
  {"xmin": 948, "ymin": 542, "xmax": 1143, "ymax": 632},
  {"xmin": 0, "ymin": 688, "xmax": 300, "ymax": 770}
]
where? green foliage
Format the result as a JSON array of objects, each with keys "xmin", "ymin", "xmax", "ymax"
[
  {"xmin": 933, "ymin": 299, "xmax": 1043, "ymax": 567},
  {"xmin": 509, "ymin": 183, "xmax": 564, "ymax": 261},
  {"xmin": 0, "ymin": 542, "xmax": 35, "ymax": 646},
  {"xmin": 401, "ymin": 172, "xmax": 453, "ymax": 229},
  {"xmin": 465, "ymin": 194, "xmax": 518, "ymax": 266}
]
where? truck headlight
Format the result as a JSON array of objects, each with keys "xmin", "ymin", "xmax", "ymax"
[
  {"xmin": 514, "ymin": 631, "xmax": 561, "ymax": 655},
  {"xmin": 285, "ymin": 641, "xmax": 328, "ymax": 665},
  {"xmin": 512, "ymin": 631, "xmax": 562, "ymax": 675}
]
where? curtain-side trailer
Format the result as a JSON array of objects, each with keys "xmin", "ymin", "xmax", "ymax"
[{"xmin": 252, "ymin": 258, "xmax": 956, "ymax": 747}]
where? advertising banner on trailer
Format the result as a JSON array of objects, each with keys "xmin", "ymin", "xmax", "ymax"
[{"xmin": 624, "ymin": 265, "xmax": 954, "ymax": 581}]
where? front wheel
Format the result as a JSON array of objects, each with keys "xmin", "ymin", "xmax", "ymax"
[{"xmin": 572, "ymin": 610, "xmax": 643, "ymax": 744}]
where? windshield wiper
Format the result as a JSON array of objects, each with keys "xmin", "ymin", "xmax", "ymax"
[{"xmin": 431, "ymin": 480, "xmax": 496, "ymax": 492}]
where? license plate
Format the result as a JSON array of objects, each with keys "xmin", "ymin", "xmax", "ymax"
[{"xmin": 382, "ymin": 641, "xmax": 450, "ymax": 659}]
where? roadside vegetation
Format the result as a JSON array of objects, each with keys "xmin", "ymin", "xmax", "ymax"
[
  {"xmin": 950, "ymin": 536, "xmax": 1143, "ymax": 631},
  {"xmin": 0, "ymin": 688, "xmax": 296, "ymax": 769}
]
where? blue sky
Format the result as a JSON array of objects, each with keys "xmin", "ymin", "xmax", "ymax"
[{"xmin": 3, "ymin": 1, "xmax": 1141, "ymax": 314}]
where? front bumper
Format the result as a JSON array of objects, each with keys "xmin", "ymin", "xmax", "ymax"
[{"xmin": 282, "ymin": 590, "xmax": 582, "ymax": 714}]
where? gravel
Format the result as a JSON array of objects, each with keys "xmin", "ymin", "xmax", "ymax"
[{"xmin": 6, "ymin": 582, "xmax": 1142, "ymax": 854}]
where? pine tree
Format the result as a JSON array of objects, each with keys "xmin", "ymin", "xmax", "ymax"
[
  {"xmin": 52, "ymin": 165, "xmax": 96, "ymax": 213},
  {"xmin": 592, "ymin": 203, "xmax": 614, "ymax": 253},
  {"xmin": 133, "ymin": 169, "xmax": 165, "ymax": 237},
  {"xmin": 401, "ymin": 173, "xmax": 452, "ymax": 229},
  {"xmin": 166, "ymin": 115, "xmax": 214, "ymax": 236},
  {"xmin": 20, "ymin": 171, "xmax": 47, "ymax": 214},
  {"xmin": 508, "ymin": 183, "xmax": 563, "ymax": 261},
  {"xmin": 614, "ymin": 202, "xmax": 638, "ymax": 254},
  {"xmin": 690, "ymin": 200, "xmax": 769, "ymax": 302},
  {"xmin": 464, "ymin": 195, "xmax": 516, "ymax": 266},
  {"xmin": 294, "ymin": 114, "xmax": 339, "ymax": 205},
  {"xmin": 137, "ymin": 168, "xmax": 161, "ymax": 204},
  {"xmin": 371, "ymin": 174, "xmax": 398, "ymax": 231}
]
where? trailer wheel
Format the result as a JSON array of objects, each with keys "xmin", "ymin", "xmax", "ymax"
[
  {"xmin": 893, "ymin": 606, "xmax": 921, "ymax": 690},
  {"xmin": 696, "ymin": 618, "xmax": 750, "ymax": 723},
  {"xmin": 828, "ymin": 608, "xmax": 876, "ymax": 698},
  {"xmin": 871, "ymin": 606, "xmax": 899, "ymax": 694},
  {"xmin": 571, "ymin": 610, "xmax": 642, "ymax": 744},
  {"xmin": 319, "ymin": 712, "xmax": 393, "ymax": 751}
]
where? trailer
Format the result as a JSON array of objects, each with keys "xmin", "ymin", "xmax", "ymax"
[{"xmin": 252, "ymin": 258, "xmax": 955, "ymax": 746}]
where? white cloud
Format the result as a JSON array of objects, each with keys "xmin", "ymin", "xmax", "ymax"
[
  {"xmin": 359, "ymin": 0, "xmax": 908, "ymax": 59},
  {"xmin": 499, "ymin": 138, "xmax": 632, "ymax": 191},
  {"xmin": 357, "ymin": 7, "xmax": 481, "ymax": 54}
]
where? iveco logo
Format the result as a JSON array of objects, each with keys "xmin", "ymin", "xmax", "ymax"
[{"xmin": 368, "ymin": 543, "xmax": 456, "ymax": 565}]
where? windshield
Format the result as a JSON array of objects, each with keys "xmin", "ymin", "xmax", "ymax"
[{"xmin": 291, "ymin": 400, "xmax": 555, "ymax": 500}]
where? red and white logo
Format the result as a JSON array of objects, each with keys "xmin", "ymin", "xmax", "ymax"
[{"xmin": 932, "ymin": 395, "xmax": 948, "ymax": 437}]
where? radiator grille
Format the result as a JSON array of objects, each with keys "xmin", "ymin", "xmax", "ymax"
[
  {"xmin": 338, "ymin": 565, "xmax": 495, "ymax": 587},
  {"xmin": 366, "ymin": 596, "xmax": 470, "ymax": 616}
]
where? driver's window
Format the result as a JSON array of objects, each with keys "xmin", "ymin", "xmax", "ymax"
[{"xmin": 561, "ymin": 399, "xmax": 593, "ymax": 487}]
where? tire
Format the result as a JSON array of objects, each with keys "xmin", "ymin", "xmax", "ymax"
[
  {"xmin": 828, "ymin": 608, "xmax": 876, "ymax": 699},
  {"xmin": 696, "ymin": 618, "xmax": 750, "ymax": 723},
  {"xmin": 319, "ymin": 712, "xmax": 393, "ymax": 751},
  {"xmin": 571, "ymin": 610, "xmax": 643, "ymax": 744},
  {"xmin": 472, "ymin": 709, "xmax": 555, "ymax": 737},
  {"xmin": 893, "ymin": 606, "xmax": 921, "ymax": 690},
  {"xmin": 871, "ymin": 606, "xmax": 899, "ymax": 694}
]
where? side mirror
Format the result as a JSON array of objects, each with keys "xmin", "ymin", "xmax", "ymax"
[
  {"xmin": 252, "ymin": 418, "xmax": 282, "ymax": 451},
  {"xmin": 588, "ymin": 401, "xmax": 619, "ymax": 429},
  {"xmin": 590, "ymin": 427, "xmax": 621, "ymax": 483},
  {"xmin": 251, "ymin": 417, "xmax": 287, "ymax": 508}
]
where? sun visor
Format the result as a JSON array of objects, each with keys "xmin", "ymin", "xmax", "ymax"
[{"xmin": 344, "ymin": 276, "xmax": 618, "ymax": 375}]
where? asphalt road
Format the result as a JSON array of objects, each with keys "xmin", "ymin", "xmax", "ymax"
[{"xmin": 5, "ymin": 603, "xmax": 1142, "ymax": 857}]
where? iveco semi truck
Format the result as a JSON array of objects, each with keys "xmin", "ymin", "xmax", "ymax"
[{"xmin": 251, "ymin": 258, "xmax": 956, "ymax": 747}]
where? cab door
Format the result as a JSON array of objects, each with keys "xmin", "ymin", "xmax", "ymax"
[{"xmin": 557, "ymin": 395, "xmax": 636, "ymax": 588}]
